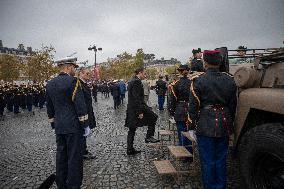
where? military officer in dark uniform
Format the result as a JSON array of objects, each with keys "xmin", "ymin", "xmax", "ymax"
[
  {"xmin": 0, "ymin": 85, "xmax": 6, "ymax": 120},
  {"xmin": 92, "ymin": 82, "xmax": 98, "ymax": 102},
  {"xmin": 191, "ymin": 48, "xmax": 204, "ymax": 72},
  {"xmin": 6, "ymin": 84, "xmax": 14, "ymax": 112},
  {"xmin": 125, "ymin": 67, "xmax": 160, "ymax": 155},
  {"xmin": 168, "ymin": 64, "xmax": 193, "ymax": 161},
  {"xmin": 13, "ymin": 85, "xmax": 21, "ymax": 114},
  {"xmin": 33, "ymin": 84, "xmax": 39, "ymax": 107},
  {"xmin": 79, "ymin": 67, "xmax": 97, "ymax": 160},
  {"xmin": 189, "ymin": 50, "xmax": 237, "ymax": 189},
  {"xmin": 26, "ymin": 84, "xmax": 34, "ymax": 114},
  {"xmin": 46, "ymin": 57, "xmax": 90, "ymax": 189},
  {"xmin": 20, "ymin": 85, "xmax": 27, "ymax": 110},
  {"xmin": 38, "ymin": 83, "xmax": 46, "ymax": 109}
]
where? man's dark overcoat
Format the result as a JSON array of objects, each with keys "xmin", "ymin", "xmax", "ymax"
[
  {"xmin": 80, "ymin": 79, "xmax": 96, "ymax": 129},
  {"xmin": 125, "ymin": 76, "xmax": 157, "ymax": 129}
]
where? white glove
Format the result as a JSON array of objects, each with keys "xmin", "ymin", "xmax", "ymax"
[
  {"xmin": 188, "ymin": 130, "xmax": 197, "ymax": 142},
  {"xmin": 83, "ymin": 126, "xmax": 91, "ymax": 137}
]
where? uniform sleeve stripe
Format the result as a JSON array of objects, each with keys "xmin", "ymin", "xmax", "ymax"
[
  {"xmin": 190, "ymin": 82, "xmax": 200, "ymax": 107},
  {"xmin": 78, "ymin": 114, "xmax": 88, "ymax": 122},
  {"xmin": 72, "ymin": 78, "xmax": 80, "ymax": 102},
  {"xmin": 48, "ymin": 118, "xmax": 54, "ymax": 123}
]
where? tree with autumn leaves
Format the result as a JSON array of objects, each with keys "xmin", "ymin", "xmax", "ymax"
[
  {"xmin": 0, "ymin": 45, "xmax": 58, "ymax": 83},
  {"xmin": 24, "ymin": 45, "xmax": 58, "ymax": 82},
  {"xmin": 0, "ymin": 54, "xmax": 22, "ymax": 82},
  {"xmin": 100, "ymin": 48, "xmax": 159, "ymax": 81}
]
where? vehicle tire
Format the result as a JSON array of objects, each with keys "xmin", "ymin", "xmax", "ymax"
[{"xmin": 238, "ymin": 123, "xmax": 284, "ymax": 189}]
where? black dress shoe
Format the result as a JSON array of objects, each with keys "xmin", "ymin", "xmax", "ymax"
[
  {"xmin": 145, "ymin": 137, "xmax": 160, "ymax": 143},
  {"xmin": 127, "ymin": 149, "xmax": 141, "ymax": 155}
]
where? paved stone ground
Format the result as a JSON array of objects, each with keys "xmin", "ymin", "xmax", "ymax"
[{"xmin": 0, "ymin": 91, "xmax": 241, "ymax": 189}]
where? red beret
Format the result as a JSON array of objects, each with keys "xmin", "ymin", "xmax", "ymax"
[{"xmin": 203, "ymin": 50, "xmax": 221, "ymax": 65}]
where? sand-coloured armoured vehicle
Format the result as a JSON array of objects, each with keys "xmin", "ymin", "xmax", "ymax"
[{"xmin": 231, "ymin": 47, "xmax": 284, "ymax": 189}]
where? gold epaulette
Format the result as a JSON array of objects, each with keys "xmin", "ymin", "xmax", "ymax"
[
  {"xmin": 189, "ymin": 72, "xmax": 205, "ymax": 81},
  {"xmin": 222, "ymin": 72, "xmax": 234, "ymax": 78}
]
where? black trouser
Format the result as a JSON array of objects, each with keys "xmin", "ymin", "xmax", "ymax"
[
  {"xmin": 0, "ymin": 105, "xmax": 4, "ymax": 116},
  {"xmin": 127, "ymin": 124, "xmax": 155, "ymax": 151},
  {"xmin": 39, "ymin": 95, "xmax": 45, "ymax": 108},
  {"xmin": 113, "ymin": 96, "xmax": 120, "ymax": 109},
  {"xmin": 56, "ymin": 133, "xmax": 83, "ymax": 189},
  {"xmin": 82, "ymin": 136, "xmax": 88, "ymax": 155},
  {"xmin": 93, "ymin": 93, "xmax": 97, "ymax": 102}
]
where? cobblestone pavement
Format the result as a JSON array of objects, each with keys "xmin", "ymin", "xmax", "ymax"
[{"xmin": 0, "ymin": 91, "xmax": 241, "ymax": 189}]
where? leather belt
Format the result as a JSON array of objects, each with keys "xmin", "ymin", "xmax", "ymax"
[
  {"xmin": 203, "ymin": 104, "xmax": 225, "ymax": 110},
  {"xmin": 178, "ymin": 100, "xmax": 188, "ymax": 103}
]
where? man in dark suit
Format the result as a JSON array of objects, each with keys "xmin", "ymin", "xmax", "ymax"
[
  {"xmin": 46, "ymin": 57, "xmax": 90, "ymax": 189},
  {"xmin": 189, "ymin": 50, "xmax": 237, "ymax": 189},
  {"xmin": 79, "ymin": 67, "xmax": 97, "ymax": 160},
  {"xmin": 125, "ymin": 67, "xmax": 160, "ymax": 155},
  {"xmin": 155, "ymin": 75, "xmax": 167, "ymax": 110}
]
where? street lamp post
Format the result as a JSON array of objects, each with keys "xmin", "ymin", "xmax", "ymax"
[{"xmin": 88, "ymin": 44, "xmax": 102, "ymax": 67}]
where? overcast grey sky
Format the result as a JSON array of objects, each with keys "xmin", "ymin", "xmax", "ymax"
[{"xmin": 1, "ymin": 0, "xmax": 284, "ymax": 65}]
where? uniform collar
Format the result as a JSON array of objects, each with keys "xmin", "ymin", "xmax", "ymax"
[
  {"xmin": 80, "ymin": 78, "xmax": 87, "ymax": 83},
  {"xmin": 206, "ymin": 67, "xmax": 219, "ymax": 72},
  {"xmin": 59, "ymin": 72, "xmax": 70, "ymax": 76}
]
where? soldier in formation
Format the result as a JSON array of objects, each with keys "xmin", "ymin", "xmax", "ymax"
[{"xmin": 0, "ymin": 82, "xmax": 46, "ymax": 119}]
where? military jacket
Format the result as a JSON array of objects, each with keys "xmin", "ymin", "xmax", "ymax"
[
  {"xmin": 46, "ymin": 72, "xmax": 88, "ymax": 134},
  {"xmin": 169, "ymin": 76, "xmax": 191, "ymax": 123},
  {"xmin": 191, "ymin": 58, "xmax": 205, "ymax": 72},
  {"xmin": 189, "ymin": 68, "xmax": 237, "ymax": 137}
]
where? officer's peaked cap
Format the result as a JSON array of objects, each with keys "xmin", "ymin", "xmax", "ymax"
[
  {"xmin": 55, "ymin": 57, "xmax": 79, "ymax": 68},
  {"xmin": 203, "ymin": 50, "xmax": 221, "ymax": 65}
]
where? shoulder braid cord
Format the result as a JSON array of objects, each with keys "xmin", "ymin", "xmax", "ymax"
[
  {"xmin": 169, "ymin": 80, "xmax": 178, "ymax": 100},
  {"xmin": 188, "ymin": 78, "xmax": 202, "ymax": 130},
  {"xmin": 72, "ymin": 78, "xmax": 80, "ymax": 102}
]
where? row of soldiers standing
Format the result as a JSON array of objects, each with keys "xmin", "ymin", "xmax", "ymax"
[
  {"xmin": 168, "ymin": 49, "xmax": 237, "ymax": 189},
  {"xmin": 0, "ymin": 83, "xmax": 46, "ymax": 119}
]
